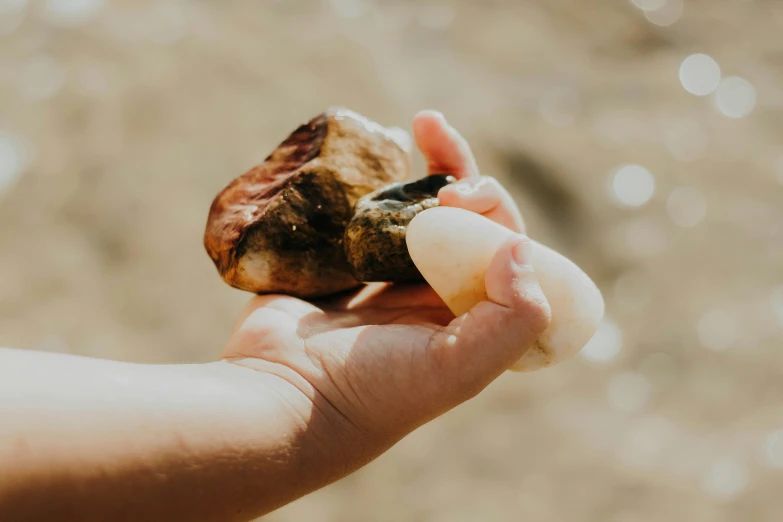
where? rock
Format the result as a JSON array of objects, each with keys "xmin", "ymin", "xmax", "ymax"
[
  {"xmin": 344, "ymin": 174, "xmax": 455, "ymax": 282},
  {"xmin": 405, "ymin": 206, "xmax": 605, "ymax": 372},
  {"xmin": 204, "ymin": 108, "xmax": 410, "ymax": 298}
]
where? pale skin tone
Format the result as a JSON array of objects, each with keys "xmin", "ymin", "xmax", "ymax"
[{"xmin": 0, "ymin": 111, "xmax": 551, "ymax": 522}]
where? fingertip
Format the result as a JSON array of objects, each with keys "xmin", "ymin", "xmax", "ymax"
[
  {"xmin": 412, "ymin": 110, "xmax": 446, "ymax": 140},
  {"xmin": 412, "ymin": 109, "xmax": 478, "ymax": 179},
  {"xmin": 484, "ymin": 236, "xmax": 550, "ymax": 328},
  {"xmin": 413, "ymin": 109, "xmax": 446, "ymax": 126}
]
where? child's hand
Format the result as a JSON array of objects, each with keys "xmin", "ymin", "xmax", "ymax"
[{"xmin": 221, "ymin": 111, "xmax": 551, "ymax": 471}]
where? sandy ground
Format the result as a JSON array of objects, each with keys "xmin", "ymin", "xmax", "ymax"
[{"xmin": 2, "ymin": 1, "xmax": 783, "ymax": 520}]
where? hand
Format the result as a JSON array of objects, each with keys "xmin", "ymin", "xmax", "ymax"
[{"xmin": 220, "ymin": 111, "xmax": 551, "ymax": 479}]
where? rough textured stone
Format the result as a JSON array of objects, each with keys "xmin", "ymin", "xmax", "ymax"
[
  {"xmin": 204, "ymin": 108, "xmax": 410, "ymax": 298},
  {"xmin": 344, "ymin": 174, "xmax": 455, "ymax": 283}
]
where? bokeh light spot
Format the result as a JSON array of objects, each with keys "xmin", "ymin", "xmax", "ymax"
[
  {"xmin": 770, "ymin": 286, "xmax": 783, "ymax": 327},
  {"xmin": 620, "ymin": 218, "xmax": 668, "ymax": 258},
  {"xmin": 581, "ymin": 318, "xmax": 622, "ymax": 363},
  {"xmin": 0, "ymin": 0, "xmax": 26, "ymax": 14},
  {"xmin": 701, "ymin": 458, "xmax": 749, "ymax": 501},
  {"xmin": 611, "ymin": 164, "xmax": 655, "ymax": 207},
  {"xmin": 416, "ymin": 3, "xmax": 454, "ymax": 29},
  {"xmin": 679, "ymin": 54, "xmax": 721, "ymax": 96},
  {"xmin": 539, "ymin": 87, "xmax": 581, "ymax": 127},
  {"xmin": 0, "ymin": 134, "xmax": 23, "ymax": 197},
  {"xmin": 631, "ymin": 0, "xmax": 667, "ymax": 11},
  {"xmin": 330, "ymin": 0, "xmax": 368, "ymax": 19},
  {"xmin": 607, "ymin": 372, "xmax": 651, "ymax": 412},
  {"xmin": 697, "ymin": 308, "xmax": 739, "ymax": 352},
  {"xmin": 638, "ymin": 352, "xmax": 679, "ymax": 390},
  {"xmin": 666, "ymin": 186, "xmax": 707, "ymax": 227},
  {"xmin": 18, "ymin": 55, "xmax": 66, "ymax": 101},
  {"xmin": 714, "ymin": 76, "xmax": 756, "ymax": 119},
  {"xmin": 764, "ymin": 430, "xmax": 783, "ymax": 468},
  {"xmin": 44, "ymin": 0, "xmax": 104, "ymax": 26},
  {"xmin": 644, "ymin": 0, "xmax": 683, "ymax": 26},
  {"xmin": 663, "ymin": 118, "xmax": 708, "ymax": 162},
  {"xmin": 613, "ymin": 268, "xmax": 653, "ymax": 311}
]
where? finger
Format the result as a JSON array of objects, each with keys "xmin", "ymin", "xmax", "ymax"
[
  {"xmin": 483, "ymin": 236, "xmax": 549, "ymax": 316},
  {"xmin": 426, "ymin": 235, "xmax": 551, "ymax": 400},
  {"xmin": 437, "ymin": 176, "xmax": 526, "ymax": 233},
  {"xmin": 412, "ymin": 110, "xmax": 479, "ymax": 179}
]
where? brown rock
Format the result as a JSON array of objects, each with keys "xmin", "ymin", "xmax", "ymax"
[
  {"xmin": 204, "ymin": 108, "xmax": 410, "ymax": 298},
  {"xmin": 344, "ymin": 174, "xmax": 455, "ymax": 282}
]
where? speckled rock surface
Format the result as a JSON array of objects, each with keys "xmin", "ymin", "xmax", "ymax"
[{"xmin": 344, "ymin": 174, "xmax": 455, "ymax": 282}]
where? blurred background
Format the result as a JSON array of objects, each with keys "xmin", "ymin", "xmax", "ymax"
[{"xmin": 1, "ymin": 0, "xmax": 783, "ymax": 520}]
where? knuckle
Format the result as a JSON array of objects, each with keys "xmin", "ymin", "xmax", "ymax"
[
  {"xmin": 425, "ymin": 316, "xmax": 468, "ymax": 370},
  {"xmin": 426, "ymin": 329, "xmax": 454, "ymax": 370}
]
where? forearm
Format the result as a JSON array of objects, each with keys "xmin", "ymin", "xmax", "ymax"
[{"xmin": 0, "ymin": 348, "xmax": 359, "ymax": 521}]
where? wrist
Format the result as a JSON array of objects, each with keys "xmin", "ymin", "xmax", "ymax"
[{"xmin": 217, "ymin": 358, "xmax": 390, "ymax": 494}]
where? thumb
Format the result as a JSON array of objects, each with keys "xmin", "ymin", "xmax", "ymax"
[{"xmin": 426, "ymin": 235, "xmax": 552, "ymax": 402}]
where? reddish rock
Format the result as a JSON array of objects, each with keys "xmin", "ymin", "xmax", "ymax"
[{"xmin": 204, "ymin": 108, "xmax": 410, "ymax": 298}]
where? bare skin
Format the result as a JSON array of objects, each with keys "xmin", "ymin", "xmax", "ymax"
[{"xmin": 0, "ymin": 111, "xmax": 551, "ymax": 522}]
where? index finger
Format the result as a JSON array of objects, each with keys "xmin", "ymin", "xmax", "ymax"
[{"xmin": 412, "ymin": 110, "xmax": 479, "ymax": 179}]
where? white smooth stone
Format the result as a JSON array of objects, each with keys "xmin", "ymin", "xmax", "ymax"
[{"xmin": 406, "ymin": 206, "xmax": 604, "ymax": 372}]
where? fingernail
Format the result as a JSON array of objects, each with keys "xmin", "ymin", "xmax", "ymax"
[
  {"xmin": 455, "ymin": 183, "xmax": 476, "ymax": 196},
  {"xmin": 434, "ymin": 111, "xmax": 460, "ymax": 134},
  {"xmin": 511, "ymin": 237, "xmax": 533, "ymax": 267},
  {"xmin": 453, "ymin": 177, "xmax": 486, "ymax": 196},
  {"xmin": 430, "ymin": 110, "xmax": 447, "ymax": 123}
]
